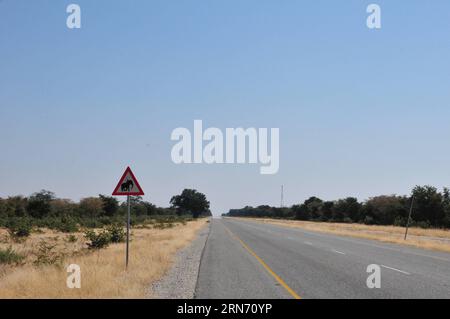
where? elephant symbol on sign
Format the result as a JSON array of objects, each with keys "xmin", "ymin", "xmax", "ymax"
[{"xmin": 121, "ymin": 179, "xmax": 134, "ymax": 192}]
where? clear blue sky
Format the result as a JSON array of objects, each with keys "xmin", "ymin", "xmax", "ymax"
[{"xmin": 1, "ymin": 1, "xmax": 450, "ymax": 215}]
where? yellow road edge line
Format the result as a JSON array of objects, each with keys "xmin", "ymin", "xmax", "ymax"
[{"xmin": 223, "ymin": 225, "xmax": 302, "ymax": 299}]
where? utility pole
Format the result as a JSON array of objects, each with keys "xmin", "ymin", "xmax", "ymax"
[{"xmin": 404, "ymin": 196, "xmax": 414, "ymax": 240}]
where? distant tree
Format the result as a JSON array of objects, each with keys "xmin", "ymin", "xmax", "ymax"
[
  {"xmin": 333, "ymin": 197, "xmax": 361, "ymax": 222},
  {"xmin": 130, "ymin": 196, "xmax": 144, "ymax": 206},
  {"xmin": 99, "ymin": 195, "xmax": 119, "ymax": 216},
  {"xmin": 26, "ymin": 190, "xmax": 55, "ymax": 218},
  {"xmin": 292, "ymin": 197, "xmax": 324, "ymax": 221},
  {"xmin": 321, "ymin": 201, "xmax": 334, "ymax": 221},
  {"xmin": 443, "ymin": 188, "xmax": 450, "ymax": 228},
  {"xmin": 363, "ymin": 196, "xmax": 407, "ymax": 225},
  {"xmin": 139, "ymin": 201, "xmax": 157, "ymax": 216},
  {"xmin": 272, "ymin": 207, "xmax": 291, "ymax": 219},
  {"xmin": 0, "ymin": 198, "xmax": 4, "ymax": 214},
  {"xmin": 292, "ymin": 204, "xmax": 309, "ymax": 220},
  {"xmin": 50, "ymin": 198, "xmax": 75, "ymax": 217},
  {"xmin": 79, "ymin": 197, "xmax": 104, "ymax": 218},
  {"xmin": 412, "ymin": 186, "xmax": 445, "ymax": 226},
  {"xmin": 157, "ymin": 207, "xmax": 177, "ymax": 216},
  {"xmin": 442, "ymin": 187, "xmax": 450, "ymax": 228},
  {"xmin": 443, "ymin": 188, "xmax": 450, "ymax": 205},
  {"xmin": 126, "ymin": 196, "xmax": 151, "ymax": 216},
  {"xmin": 223, "ymin": 186, "xmax": 450, "ymax": 229},
  {"xmin": 4, "ymin": 196, "xmax": 28, "ymax": 218},
  {"xmin": 170, "ymin": 189, "xmax": 210, "ymax": 218},
  {"xmin": 304, "ymin": 197, "xmax": 323, "ymax": 220},
  {"xmin": 0, "ymin": 198, "xmax": 6, "ymax": 224}
]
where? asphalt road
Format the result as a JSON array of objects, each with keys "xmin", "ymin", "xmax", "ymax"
[{"xmin": 195, "ymin": 218, "xmax": 450, "ymax": 299}]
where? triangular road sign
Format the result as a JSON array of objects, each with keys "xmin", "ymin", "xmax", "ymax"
[{"xmin": 112, "ymin": 167, "xmax": 145, "ymax": 196}]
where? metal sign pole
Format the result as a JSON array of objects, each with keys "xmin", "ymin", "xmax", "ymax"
[
  {"xmin": 404, "ymin": 196, "xmax": 414, "ymax": 240},
  {"xmin": 112, "ymin": 167, "xmax": 144, "ymax": 269},
  {"xmin": 126, "ymin": 194, "xmax": 131, "ymax": 268}
]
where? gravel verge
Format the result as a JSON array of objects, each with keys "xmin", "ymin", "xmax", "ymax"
[{"xmin": 149, "ymin": 220, "xmax": 211, "ymax": 299}]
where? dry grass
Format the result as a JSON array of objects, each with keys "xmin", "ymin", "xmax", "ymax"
[
  {"xmin": 234, "ymin": 217, "xmax": 450, "ymax": 253},
  {"xmin": 0, "ymin": 219, "xmax": 208, "ymax": 298},
  {"xmin": 0, "ymin": 228, "xmax": 86, "ymax": 267}
]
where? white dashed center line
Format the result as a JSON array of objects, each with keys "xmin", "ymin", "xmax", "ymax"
[
  {"xmin": 381, "ymin": 265, "xmax": 411, "ymax": 275},
  {"xmin": 332, "ymin": 250, "xmax": 346, "ymax": 255}
]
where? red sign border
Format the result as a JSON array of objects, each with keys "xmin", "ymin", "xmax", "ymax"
[{"xmin": 112, "ymin": 166, "xmax": 145, "ymax": 196}]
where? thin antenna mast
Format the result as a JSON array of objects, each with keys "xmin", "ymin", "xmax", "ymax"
[{"xmin": 281, "ymin": 185, "xmax": 284, "ymax": 208}]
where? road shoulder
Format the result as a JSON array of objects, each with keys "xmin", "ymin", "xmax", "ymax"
[{"xmin": 149, "ymin": 219, "xmax": 211, "ymax": 299}]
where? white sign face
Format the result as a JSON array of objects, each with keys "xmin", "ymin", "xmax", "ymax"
[{"xmin": 112, "ymin": 167, "xmax": 144, "ymax": 196}]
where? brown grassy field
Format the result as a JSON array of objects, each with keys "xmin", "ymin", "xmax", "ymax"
[
  {"xmin": 234, "ymin": 217, "xmax": 450, "ymax": 253},
  {"xmin": 0, "ymin": 219, "xmax": 208, "ymax": 298}
]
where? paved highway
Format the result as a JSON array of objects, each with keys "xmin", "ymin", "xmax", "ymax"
[{"xmin": 195, "ymin": 218, "xmax": 450, "ymax": 299}]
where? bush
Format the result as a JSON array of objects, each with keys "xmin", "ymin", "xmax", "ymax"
[
  {"xmin": 85, "ymin": 229, "xmax": 111, "ymax": 249},
  {"xmin": 0, "ymin": 217, "xmax": 6, "ymax": 228},
  {"xmin": 412, "ymin": 220, "xmax": 431, "ymax": 229},
  {"xmin": 363, "ymin": 216, "xmax": 375, "ymax": 225},
  {"xmin": 80, "ymin": 218, "xmax": 103, "ymax": 229},
  {"xmin": 99, "ymin": 216, "xmax": 112, "ymax": 225},
  {"xmin": 27, "ymin": 190, "xmax": 54, "ymax": 218},
  {"xmin": 153, "ymin": 221, "xmax": 175, "ymax": 229},
  {"xmin": 80, "ymin": 216, "xmax": 122, "ymax": 229},
  {"xmin": 79, "ymin": 197, "xmax": 104, "ymax": 218},
  {"xmin": 56, "ymin": 216, "xmax": 79, "ymax": 233},
  {"xmin": 66, "ymin": 234, "xmax": 78, "ymax": 243},
  {"xmin": 342, "ymin": 217, "xmax": 354, "ymax": 224},
  {"xmin": 106, "ymin": 224, "xmax": 126, "ymax": 243},
  {"xmin": 0, "ymin": 247, "xmax": 25, "ymax": 265},
  {"xmin": 7, "ymin": 218, "xmax": 32, "ymax": 238},
  {"xmin": 33, "ymin": 240, "xmax": 63, "ymax": 266},
  {"xmin": 393, "ymin": 216, "xmax": 406, "ymax": 227}
]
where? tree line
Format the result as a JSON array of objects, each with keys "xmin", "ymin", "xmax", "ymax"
[
  {"xmin": 0, "ymin": 189, "xmax": 211, "ymax": 231},
  {"xmin": 224, "ymin": 186, "xmax": 450, "ymax": 229}
]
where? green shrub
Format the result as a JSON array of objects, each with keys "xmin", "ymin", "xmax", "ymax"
[
  {"xmin": 34, "ymin": 216, "xmax": 79, "ymax": 233},
  {"xmin": 106, "ymin": 224, "xmax": 126, "ymax": 243},
  {"xmin": 56, "ymin": 216, "xmax": 78, "ymax": 233},
  {"xmin": 98, "ymin": 216, "xmax": 112, "ymax": 226},
  {"xmin": 393, "ymin": 216, "xmax": 406, "ymax": 227},
  {"xmin": 0, "ymin": 217, "xmax": 7, "ymax": 228},
  {"xmin": 0, "ymin": 247, "xmax": 25, "ymax": 265},
  {"xmin": 7, "ymin": 218, "xmax": 32, "ymax": 238},
  {"xmin": 84, "ymin": 230, "xmax": 111, "ymax": 249},
  {"xmin": 363, "ymin": 216, "xmax": 375, "ymax": 225},
  {"xmin": 412, "ymin": 220, "xmax": 431, "ymax": 229},
  {"xmin": 342, "ymin": 217, "xmax": 354, "ymax": 224},
  {"xmin": 153, "ymin": 221, "xmax": 175, "ymax": 229},
  {"xmin": 66, "ymin": 234, "xmax": 78, "ymax": 243},
  {"xmin": 80, "ymin": 218, "xmax": 103, "ymax": 229}
]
